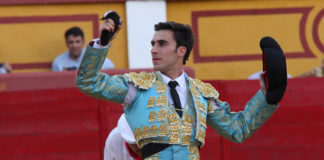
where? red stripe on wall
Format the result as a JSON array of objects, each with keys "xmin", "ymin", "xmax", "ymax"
[
  {"xmin": 191, "ymin": 7, "xmax": 315, "ymax": 62},
  {"xmin": 313, "ymin": 9, "xmax": 324, "ymax": 55},
  {"xmin": 0, "ymin": 0, "xmax": 125, "ymax": 6},
  {"xmin": 11, "ymin": 63, "xmax": 52, "ymax": 70}
]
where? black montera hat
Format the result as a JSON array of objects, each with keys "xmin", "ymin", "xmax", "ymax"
[{"xmin": 260, "ymin": 36, "xmax": 287, "ymax": 104}]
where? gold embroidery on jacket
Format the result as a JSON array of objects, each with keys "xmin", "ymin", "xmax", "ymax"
[
  {"xmin": 143, "ymin": 126, "xmax": 149, "ymax": 138},
  {"xmin": 150, "ymin": 125, "xmax": 158, "ymax": 137},
  {"xmin": 182, "ymin": 135, "xmax": 191, "ymax": 145},
  {"xmin": 191, "ymin": 87, "xmax": 201, "ymax": 98},
  {"xmin": 188, "ymin": 146, "xmax": 200, "ymax": 160},
  {"xmin": 183, "ymin": 115, "xmax": 193, "ymax": 125},
  {"xmin": 156, "ymin": 96, "xmax": 166, "ymax": 107},
  {"xmin": 169, "ymin": 123, "xmax": 180, "ymax": 135},
  {"xmin": 158, "ymin": 123, "xmax": 168, "ymax": 136},
  {"xmin": 155, "ymin": 81, "xmax": 166, "ymax": 93},
  {"xmin": 207, "ymin": 100, "xmax": 214, "ymax": 114},
  {"xmin": 135, "ymin": 127, "xmax": 143, "ymax": 140},
  {"xmin": 182, "ymin": 124, "xmax": 192, "ymax": 135},
  {"xmin": 149, "ymin": 111, "xmax": 157, "ymax": 123},
  {"xmin": 199, "ymin": 113, "xmax": 207, "ymax": 128},
  {"xmin": 133, "ymin": 77, "xmax": 215, "ymax": 148},
  {"xmin": 157, "ymin": 109, "xmax": 167, "ymax": 121},
  {"xmin": 126, "ymin": 72, "xmax": 155, "ymax": 89},
  {"xmin": 197, "ymin": 127, "xmax": 206, "ymax": 145},
  {"xmin": 147, "ymin": 97, "xmax": 156, "ymax": 108},
  {"xmin": 168, "ymin": 113, "xmax": 178, "ymax": 124},
  {"xmin": 191, "ymin": 78, "xmax": 219, "ymax": 99},
  {"xmin": 169, "ymin": 134, "xmax": 180, "ymax": 144},
  {"xmin": 196, "ymin": 100, "xmax": 207, "ymax": 114}
]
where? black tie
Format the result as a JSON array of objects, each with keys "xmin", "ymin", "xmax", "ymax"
[{"xmin": 168, "ymin": 81, "xmax": 182, "ymax": 117}]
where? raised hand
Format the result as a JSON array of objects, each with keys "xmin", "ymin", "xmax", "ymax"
[
  {"xmin": 99, "ymin": 11, "xmax": 122, "ymax": 46},
  {"xmin": 259, "ymin": 36, "xmax": 287, "ymax": 104}
]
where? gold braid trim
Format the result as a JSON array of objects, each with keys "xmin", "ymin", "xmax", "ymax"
[
  {"xmin": 190, "ymin": 78, "xmax": 219, "ymax": 99},
  {"xmin": 125, "ymin": 72, "xmax": 156, "ymax": 89}
]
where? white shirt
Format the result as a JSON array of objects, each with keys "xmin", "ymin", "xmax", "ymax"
[
  {"xmin": 52, "ymin": 48, "xmax": 114, "ymax": 72},
  {"xmin": 248, "ymin": 71, "xmax": 292, "ymax": 80},
  {"xmin": 159, "ymin": 71, "xmax": 187, "ymax": 109},
  {"xmin": 104, "ymin": 128, "xmax": 135, "ymax": 160},
  {"xmin": 0, "ymin": 67, "xmax": 7, "ymax": 74}
]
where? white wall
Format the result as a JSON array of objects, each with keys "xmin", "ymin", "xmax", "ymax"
[{"xmin": 126, "ymin": 0, "xmax": 166, "ymax": 68}]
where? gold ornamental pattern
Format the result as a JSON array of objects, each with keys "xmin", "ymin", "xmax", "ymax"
[
  {"xmin": 155, "ymin": 80, "xmax": 166, "ymax": 93},
  {"xmin": 126, "ymin": 72, "xmax": 156, "ymax": 89},
  {"xmin": 190, "ymin": 78, "xmax": 219, "ymax": 99},
  {"xmin": 156, "ymin": 96, "xmax": 167, "ymax": 107},
  {"xmin": 147, "ymin": 97, "xmax": 156, "ymax": 108}
]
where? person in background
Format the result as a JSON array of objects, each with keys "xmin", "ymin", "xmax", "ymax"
[
  {"xmin": 297, "ymin": 57, "xmax": 324, "ymax": 78},
  {"xmin": 52, "ymin": 27, "xmax": 114, "ymax": 72},
  {"xmin": 104, "ymin": 113, "xmax": 141, "ymax": 160},
  {"xmin": 0, "ymin": 62, "xmax": 12, "ymax": 74},
  {"xmin": 248, "ymin": 71, "xmax": 292, "ymax": 80}
]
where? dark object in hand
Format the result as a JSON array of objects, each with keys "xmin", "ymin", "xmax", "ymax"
[
  {"xmin": 100, "ymin": 11, "xmax": 121, "ymax": 46},
  {"xmin": 66, "ymin": 66, "xmax": 77, "ymax": 71},
  {"xmin": 260, "ymin": 36, "xmax": 287, "ymax": 104}
]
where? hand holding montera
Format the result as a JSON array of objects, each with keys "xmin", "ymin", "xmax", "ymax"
[
  {"xmin": 99, "ymin": 11, "xmax": 122, "ymax": 46},
  {"xmin": 259, "ymin": 36, "xmax": 287, "ymax": 104}
]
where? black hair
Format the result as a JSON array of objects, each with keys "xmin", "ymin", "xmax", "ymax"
[
  {"xmin": 65, "ymin": 27, "xmax": 84, "ymax": 40},
  {"xmin": 154, "ymin": 22, "xmax": 194, "ymax": 65}
]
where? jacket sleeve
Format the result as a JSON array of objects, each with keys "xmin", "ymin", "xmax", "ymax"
[
  {"xmin": 76, "ymin": 44, "xmax": 129, "ymax": 104},
  {"xmin": 207, "ymin": 90, "xmax": 278, "ymax": 143}
]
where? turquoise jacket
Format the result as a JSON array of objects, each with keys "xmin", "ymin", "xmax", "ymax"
[{"xmin": 76, "ymin": 45, "xmax": 278, "ymax": 159}]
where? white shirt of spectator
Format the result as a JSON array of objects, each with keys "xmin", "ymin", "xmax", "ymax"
[
  {"xmin": 0, "ymin": 67, "xmax": 7, "ymax": 74},
  {"xmin": 52, "ymin": 48, "xmax": 114, "ymax": 72},
  {"xmin": 248, "ymin": 71, "xmax": 292, "ymax": 80}
]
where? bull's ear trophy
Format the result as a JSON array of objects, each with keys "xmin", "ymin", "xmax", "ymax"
[
  {"xmin": 100, "ymin": 10, "xmax": 122, "ymax": 46},
  {"xmin": 260, "ymin": 36, "xmax": 287, "ymax": 104}
]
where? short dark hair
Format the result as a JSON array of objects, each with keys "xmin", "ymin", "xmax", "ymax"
[
  {"xmin": 65, "ymin": 27, "xmax": 84, "ymax": 40},
  {"xmin": 154, "ymin": 22, "xmax": 194, "ymax": 65}
]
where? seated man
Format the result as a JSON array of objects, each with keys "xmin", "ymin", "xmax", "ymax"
[
  {"xmin": 52, "ymin": 27, "xmax": 114, "ymax": 72},
  {"xmin": 297, "ymin": 57, "xmax": 324, "ymax": 78},
  {"xmin": 0, "ymin": 62, "xmax": 12, "ymax": 74},
  {"xmin": 104, "ymin": 113, "xmax": 141, "ymax": 160}
]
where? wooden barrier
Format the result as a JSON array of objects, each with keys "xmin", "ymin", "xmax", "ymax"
[{"xmin": 0, "ymin": 69, "xmax": 323, "ymax": 160}]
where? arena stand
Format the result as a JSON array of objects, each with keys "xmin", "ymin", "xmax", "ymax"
[{"xmin": 0, "ymin": 68, "xmax": 323, "ymax": 160}]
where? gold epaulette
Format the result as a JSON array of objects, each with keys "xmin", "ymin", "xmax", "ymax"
[
  {"xmin": 125, "ymin": 72, "xmax": 156, "ymax": 89},
  {"xmin": 190, "ymin": 78, "xmax": 219, "ymax": 99}
]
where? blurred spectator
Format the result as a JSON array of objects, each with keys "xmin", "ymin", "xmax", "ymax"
[
  {"xmin": 52, "ymin": 27, "xmax": 114, "ymax": 72},
  {"xmin": 0, "ymin": 62, "xmax": 12, "ymax": 74},
  {"xmin": 297, "ymin": 57, "xmax": 324, "ymax": 78},
  {"xmin": 104, "ymin": 113, "xmax": 141, "ymax": 160},
  {"xmin": 248, "ymin": 71, "xmax": 291, "ymax": 80}
]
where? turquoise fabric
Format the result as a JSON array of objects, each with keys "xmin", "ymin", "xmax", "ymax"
[
  {"xmin": 145, "ymin": 145, "xmax": 200, "ymax": 160},
  {"xmin": 77, "ymin": 45, "xmax": 129, "ymax": 103},
  {"xmin": 76, "ymin": 45, "xmax": 278, "ymax": 159},
  {"xmin": 124, "ymin": 73, "xmax": 205, "ymax": 147},
  {"xmin": 207, "ymin": 90, "xmax": 278, "ymax": 143}
]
